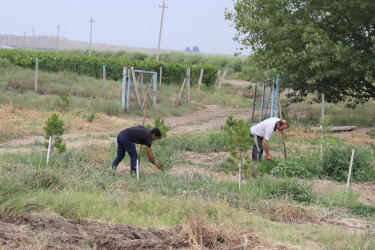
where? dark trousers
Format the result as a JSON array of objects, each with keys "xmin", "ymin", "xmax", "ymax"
[
  {"xmin": 250, "ymin": 133, "xmax": 264, "ymax": 161},
  {"xmin": 112, "ymin": 131, "xmax": 138, "ymax": 173}
]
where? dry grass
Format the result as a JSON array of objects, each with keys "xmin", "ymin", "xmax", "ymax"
[
  {"xmin": 265, "ymin": 198, "xmax": 321, "ymax": 223},
  {"xmin": 179, "ymin": 215, "xmax": 266, "ymax": 249},
  {"xmin": 285, "ymin": 125, "xmax": 319, "ymax": 139},
  {"xmin": 0, "ymin": 104, "xmax": 136, "ymax": 143},
  {"xmin": 0, "ymin": 105, "xmax": 48, "ymax": 141}
]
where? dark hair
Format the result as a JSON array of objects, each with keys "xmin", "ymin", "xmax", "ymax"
[
  {"xmin": 279, "ymin": 120, "xmax": 287, "ymax": 126},
  {"xmin": 150, "ymin": 128, "xmax": 161, "ymax": 138}
]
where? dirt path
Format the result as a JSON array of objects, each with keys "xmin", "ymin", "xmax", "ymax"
[
  {"xmin": 0, "ymin": 105, "xmax": 250, "ymax": 155},
  {"xmin": 0, "ymin": 214, "xmax": 282, "ymax": 250}
]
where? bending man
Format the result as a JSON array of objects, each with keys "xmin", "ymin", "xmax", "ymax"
[
  {"xmin": 112, "ymin": 126, "xmax": 163, "ymax": 174},
  {"xmin": 250, "ymin": 117, "xmax": 287, "ymax": 161}
]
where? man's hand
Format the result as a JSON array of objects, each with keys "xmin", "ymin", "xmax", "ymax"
[
  {"xmin": 266, "ymin": 155, "xmax": 272, "ymax": 161},
  {"xmin": 156, "ymin": 163, "xmax": 163, "ymax": 170}
]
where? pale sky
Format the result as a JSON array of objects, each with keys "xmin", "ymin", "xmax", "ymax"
[{"xmin": 0, "ymin": 0, "xmax": 249, "ymax": 55}]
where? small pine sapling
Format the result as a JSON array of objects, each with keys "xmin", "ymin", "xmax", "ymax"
[
  {"xmin": 222, "ymin": 115, "xmax": 254, "ymax": 175},
  {"xmin": 44, "ymin": 113, "xmax": 66, "ymax": 153},
  {"xmin": 146, "ymin": 116, "xmax": 170, "ymax": 138},
  {"xmin": 55, "ymin": 93, "xmax": 70, "ymax": 112}
]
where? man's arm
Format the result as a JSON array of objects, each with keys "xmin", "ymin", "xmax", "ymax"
[
  {"xmin": 146, "ymin": 146, "xmax": 163, "ymax": 169},
  {"xmin": 263, "ymin": 139, "xmax": 272, "ymax": 160}
]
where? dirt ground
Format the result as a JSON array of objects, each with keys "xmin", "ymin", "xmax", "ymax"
[{"xmin": 0, "ymin": 214, "xmax": 286, "ymax": 250}]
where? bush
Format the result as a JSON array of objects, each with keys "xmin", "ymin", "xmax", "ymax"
[
  {"xmin": 366, "ymin": 125, "xmax": 375, "ymax": 139},
  {"xmin": 267, "ymin": 178, "xmax": 313, "ymax": 203},
  {"xmin": 323, "ymin": 146, "xmax": 375, "ymax": 182},
  {"xmin": 0, "ymin": 50, "xmax": 219, "ymax": 86}
]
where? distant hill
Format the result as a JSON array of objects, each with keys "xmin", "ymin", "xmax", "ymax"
[
  {"xmin": 0, "ymin": 34, "xmax": 240, "ymax": 57},
  {"xmin": 0, "ymin": 34, "xmax": 173, "ymax": 55}
]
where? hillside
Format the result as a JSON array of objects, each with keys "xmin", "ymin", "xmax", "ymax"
[{"xmin": 0, "ymin": 34, "xmax": 174, "ymax": 54}]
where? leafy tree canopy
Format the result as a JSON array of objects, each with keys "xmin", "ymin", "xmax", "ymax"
[{"xmin": 226, "ymin": 0, "xmax": 375, "ymax": 106}]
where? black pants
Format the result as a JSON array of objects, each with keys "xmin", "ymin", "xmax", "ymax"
[
  {"xmin": 112, "ymin": 131, "xmax": 138, "ymax": 173},
  {"xmin": 250, "ymin": 133, "xmax": 264, "ymax": 161}
]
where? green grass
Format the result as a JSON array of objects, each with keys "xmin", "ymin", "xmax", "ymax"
[
  {"xmin": 0, "ymin": 59, "xmax": 250, "ymax": 117},
  {"xmin": 288, "ymin": 99, "xmax": 375, "ymax": 127},
  {"xmin": 1, "ymin": 130, "xmax": 375, "ymax": 248}
]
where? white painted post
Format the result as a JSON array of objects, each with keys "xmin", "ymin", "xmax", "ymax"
[
  {"xmin": 198, "ymin": 69, "xmax": 204, "ymax": 89},
  {"xmin": 34, "ymin": 58, "xmax": 38, "ymax": 92},
  {"xmin": 46, "ymin": 136, "xmax": 52, "ymax": 164},
  {"xmin": 346, "ymin": 149, "xmax": 355, "ymax": 192},
  {"xmin": 239, "ymin": 163, "xmax": 242, "ymax": 191},
  {"xmin": 122, "ymin": 66, "xmax": 127, "ymax": 111}
]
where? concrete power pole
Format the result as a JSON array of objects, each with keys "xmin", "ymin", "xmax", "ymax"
[
  {"xmin": 23, "ymin": 32, "xmax": 26, "ymax": 49},
  {"xmin": 56, "ymin": 25, "xmax": 61, "ymax": 53},
  {"xmin": 32, "ymin": 28, "xmax": 36, "ymax": 51},
  {"xmin": 88, "ymin": 18, "xmax": 95, "ymax": 56},
  {"xmin": 156, "ymin": 0, "xmax": 168, "ymax": 62}
]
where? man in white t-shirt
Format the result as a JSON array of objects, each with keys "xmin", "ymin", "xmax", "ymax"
[{"xmin": 250, "ymin": 117, "xmax": 287, "ymax": 161}]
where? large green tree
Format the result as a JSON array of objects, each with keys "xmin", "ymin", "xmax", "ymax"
[{"xmin": 226, "ymin": 0, "xmax": 375, "ymax": 105}]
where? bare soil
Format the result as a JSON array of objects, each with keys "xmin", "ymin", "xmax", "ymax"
[{"xmin": 0, "ymin": 214, "xmax": 284, "ymax": 250}]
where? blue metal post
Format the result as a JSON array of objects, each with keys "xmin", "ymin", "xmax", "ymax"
[
  {"xmin": 152, "ymin": 72, "xmax": 157, "ymax": 108},
  {"xmin": 251, "ymin": 84, "xmax": 258, "ymax": 124},
  {"xmin": 260, "ymin": 81, "xmax": 265, "ymax": 122},
  {"xmin": 275, "ymin": 74, "xmax": 281, "ymax": 118},
  {"xmin": 270, "ymin": 78, "xmax": 275, "ymax": 118},
  {"xmin": 103, "ymin": 65, "xmax": 105, "ymax": 73},
  {"xmin": 121, "ymin": 67, "xmax": 127, "ymax": 111},
  {"xmin": 126, "ymin": 68, "xmax": 131, "ymax": 110}
]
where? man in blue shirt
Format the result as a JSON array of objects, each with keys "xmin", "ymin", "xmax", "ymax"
[{"xmin": 112, "ymin": 126, "xmax": 163, "ymax": 174}]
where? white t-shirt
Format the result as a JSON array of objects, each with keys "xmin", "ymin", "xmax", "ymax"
[{"xmin": 250, "ymin": 117, "xmax": 280, "ymax": 141}]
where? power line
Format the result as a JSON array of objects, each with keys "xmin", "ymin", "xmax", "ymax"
[
  {"xmin": 88, "ymin": 17, "xmax": 95, "ymax": 56},
  {"xmin": 156, "ymin": 0, "xmax": 168, "ymax": 62}
]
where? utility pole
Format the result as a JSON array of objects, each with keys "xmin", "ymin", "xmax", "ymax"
[
  {"xmin": 32, "ymin": 28, "xmax": 36, "ymax": 51},
  {"xmin": 88, "ymin": 18, "xmax": 95, "ymax": 56},
  {"xmin": 156, "ymin": 0, "xmax": 168, "ymax": 62},
  {"xmin": 23, "ymin": 32, "xmax": 26, "ymax": 49},
  {"xmin": 56, "ymin": 24, "xmax": 61, "ymax": 53}
]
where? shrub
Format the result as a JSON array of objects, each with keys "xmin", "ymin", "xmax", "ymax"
[
  {"xmin": 267, "ymin": 178, "xmax": 313, "ymax": 203},
  {"xmin": 323, "ymin": 146, "xmax": 375, "ymax": 182},
  {"xmin": 366, "ymin": 125, "xmax": 375, "ymax": 139},
  {"xmin": 55, "ymin": 93, "xmax": 70, "ymax": 112}
]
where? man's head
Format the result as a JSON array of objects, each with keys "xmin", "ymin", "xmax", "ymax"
[
  {"xmin": 277, "ymin": 120, "xmax": 288, "ymax": 131},
  {"xmin": 150, "ymin": 127, "xmax": 162, "ymax": 141}
]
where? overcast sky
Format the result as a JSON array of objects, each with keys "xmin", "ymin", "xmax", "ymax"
[{"xmin": 0, "ymin": 0, "xmax": 249, "ymax": 55}]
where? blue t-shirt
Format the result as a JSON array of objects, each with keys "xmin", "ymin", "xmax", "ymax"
[{"xmin": 123, "ymin": 126, "xmax": 152, "ymax": 148}]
